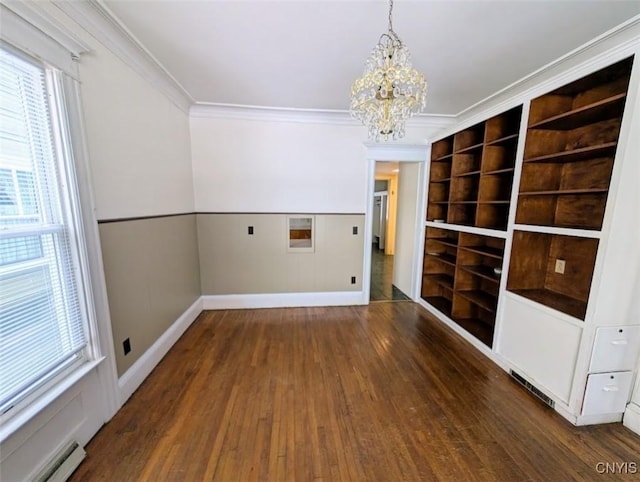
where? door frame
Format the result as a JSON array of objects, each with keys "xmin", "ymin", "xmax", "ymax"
[{"xmin": 362, "ymin": 143, "xmax": 430, "ymax": 302}]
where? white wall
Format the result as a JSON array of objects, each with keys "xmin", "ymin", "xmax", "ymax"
[
  {"xmin": 191, "ymin": 115, "xmax": 367, "ymax": 213},
  {"xmin": 190, "ymin": 113, "xmax": 430, "ymax": 213},
  {"xmin": 393, "ymin": 162, "xmax": 421, "ymax": 296},
  {"xmin": 79, "ymin": 43, "xmax": 194, "ymax": 220}
]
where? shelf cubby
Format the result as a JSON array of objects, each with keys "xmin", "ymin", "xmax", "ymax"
[
  {"xmin": 506, "ymin": 231, "xmax": 599, "ymax": 320},
  {"xmin": 426, "ymin": 105, "xmax": 522, "ymax": 229},
  {"xmin": 422, "ymin": 228, "xmax": 505, "ymax": 347},
  {"xmin": 516, "ymin": 57, "xmax": 633, "ymax": 231}
]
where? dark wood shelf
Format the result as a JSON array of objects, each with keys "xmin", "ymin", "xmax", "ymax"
[
  {"xmin": 449, "ymin": 201, "xmax": 478, "ymax": 205},
  {"xmin": 429, "ymin": 201, "xmax": 449, "ymax": 205},
  {"xmin": 509, "ymin": 288, "xmax": 587, "ymax": 320},
  {"xmin": 485, "ymin": 132, "xmax": 519, "ymax": 146},
  {"xmin": 456, "ymin": 290, "xmax": 497, "ymax": 312},
  {"xmin": 431, "ymin": 178, "xmax": 451, "ymax": 183},
  {"xmin": 425, "ymin": 274, "xmax": 454, "ymax": 291},
  {"xmin": 524, "ymin": 142, "xmax": 617, "ymax": 164},
  {"xmin": 483, "ymin": 167, "xmax": 515, "ymax": 175},
  {"xmin": 434, "ymin": 153, "xmax": 454, "ymax": 162},
  {"xmin": 478, "ymin": 200, "xmax": 510, "ymax": 205},
  {"xmin": 455, "ymin": 142, "xmax": 484, "ymax": 154},
  {"xmin": 423, "ymin": 296, "xmax": 452, "ymax": 316},
  {"xmin": 454, "ymin": 170, "xmax": 482, "ymax": 178},
  {"xmin": 430, "ymin": 238, "xmax": 458, "ymax": 249},
  {"xmin": 529, "ymin": 93, "xmax": 626, "ymax": 130},
  {"xmin": 450, "ymin": 317, "xmax": 494, "ymax": 346},
  {"xmin": 428, "ymin": 253, "xmax": 457, "ymax": 267},
  {"xmin": 458, "ymin": 245, "xmax": 503, "ymax": 260},
  {"xmin": 519, "ymin": 188, "xmax": 608, "ymax": 196},
  {"xmin": 459, "ymin": 265, "xmax": 501, "ymax": 283}
]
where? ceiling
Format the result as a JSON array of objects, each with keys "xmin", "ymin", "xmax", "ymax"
[{"xmin": 103, "ymin": 1, "xmax": 640, "ymax": 116}]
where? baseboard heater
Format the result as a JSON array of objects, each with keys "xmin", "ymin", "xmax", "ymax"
[
  {"xmin": 35, "ymin": 441, "xmax": 86, "ymax": 482},
  {"xmin": 510, "ymin": 370, "xmax": 555, "ymax": 409}
]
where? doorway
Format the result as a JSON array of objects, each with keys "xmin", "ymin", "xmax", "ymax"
[{"xmin": 369, "ymin": 161, "xmax": 415, "ymax": 302}]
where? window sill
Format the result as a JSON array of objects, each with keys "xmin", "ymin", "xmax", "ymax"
[{"xmin": 0, "ymin": 357, "xmax": 105, "ymax": 444}]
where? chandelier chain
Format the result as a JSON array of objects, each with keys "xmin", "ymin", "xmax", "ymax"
[{"xmin": 388, "ymin": 0, "xmax": 394, "ymax": 35}]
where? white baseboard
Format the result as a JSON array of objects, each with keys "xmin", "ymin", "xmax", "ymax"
[
  {"xmin": 202, "ymin": 291, "xmax": 366, "ymax": 310},
  {"xmin": 118, "ymin": 297, "xmax": 203, "ymax": 404},
  {"xmin": 575, "ymin": 412, "xmax": 623, "ymax": 426},
  {"xmin": 623, "ymin": 402, "xmax": 640, "ymax": 435}
]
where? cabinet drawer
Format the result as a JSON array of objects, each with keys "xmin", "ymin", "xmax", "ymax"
[
  {"xmin": 581, "ymin": 371, "xmax": 633, "ymax": 416},
  {"xmin": 589, "ymin": 326, "xmax": 640, "ymax": 373}
]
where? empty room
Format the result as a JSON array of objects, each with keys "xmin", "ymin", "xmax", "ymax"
[{"xmin": 2, "ymin": 1, "xmax": 640, "ymax": 480}]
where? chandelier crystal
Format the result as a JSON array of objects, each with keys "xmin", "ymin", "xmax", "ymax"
[{"xmin": 350, "ymin": 0, "xmax": 427, "ymax": 141}]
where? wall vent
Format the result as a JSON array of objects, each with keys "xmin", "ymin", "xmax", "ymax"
[
  {"xmin": 510, "ymin": 370, "xmax": 555, "ymax": 409},
  {"xmin": 35, "ymin": 441, "xmax": 86, "ymax": 482}
]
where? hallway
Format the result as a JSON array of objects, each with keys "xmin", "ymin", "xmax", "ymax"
[{"xmin": 369, "ymin": 246, "xmax": 410, "ymax": 301}]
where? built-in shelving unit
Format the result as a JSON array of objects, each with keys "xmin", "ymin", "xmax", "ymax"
[
  {"xmin": 422, "ymin": 227, "xmax": 505, "ymax": 347},
  {"xmin": 421, "ymin": 44, "xmax": 638, "ymax": 426},
  {"xmin": 427, "ymin": 105, "xmax": 522, "ymax": 230},
  {"xmin": 515, "ymin": 57, "xmax": 633, "ymax": 231}
]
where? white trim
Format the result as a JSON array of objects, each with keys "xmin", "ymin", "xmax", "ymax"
[
  {"xmin": 190, "ymin": 102, "xmax": 455, "ymax": 129},
  {"xmin": 1, "ymin": 1, "xmax": 90, "ymax": 57},
  {"xmin": 425, "ymin": 221, "xmax": 509, "ymax": 239},
  {"xmin": 117, "ymin": 297, "xmax": 203, "ymax": 404},
  {"xmin": 52, "ymin": 0, "xmax": 193, "ymax": 113},
  {"xmin": 623, "ymin": 402, "xmax": 640, "ymax": 435},
  {"xmin": 0, "ymin": 4, "xmax": 80, "ymax": 77},
  {"xmin": 575, "ymin": 412, "xmax": 624, "ymax": 426},
  {"xmin": 0, "ymin": 358, "xmax": 103, "ymax": 444},
  {"xmin": 201, "ymin": 291, "xmax": 366, "ymax": 310}
]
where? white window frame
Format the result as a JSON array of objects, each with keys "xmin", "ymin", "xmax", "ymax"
[{"xmin": 0, "ymin": 7, "xmax": 119, "ymax": 442}]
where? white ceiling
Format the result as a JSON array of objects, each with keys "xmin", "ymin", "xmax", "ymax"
[{"xmin": 103, "ymin": 0, "xmax": 640, "ymax": 116}]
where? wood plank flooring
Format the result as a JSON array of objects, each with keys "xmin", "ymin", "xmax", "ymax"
[{"xmin": 70, "ymin": 303, "xmax": 640, "ymax": 481}]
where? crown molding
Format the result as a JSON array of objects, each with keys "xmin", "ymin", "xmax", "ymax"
[
  {"xmin": 52, "ymin": 0, "xmax": 193, "ymax": 113},
  {"xmin": 190, "ymin": 102, "xmax": 454, "ymax": 130},
  {"xmin": 455, "ymin": 14, "xmax": 640, "ymax": 125}
]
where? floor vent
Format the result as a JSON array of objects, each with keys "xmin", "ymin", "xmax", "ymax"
[
  {"xmin": 510, "ymin": 370, "xmax": 555, "ymax": 409},
  {"xmin": 35, "ymin": 441, "xmax": 86, "ymax": 482}
]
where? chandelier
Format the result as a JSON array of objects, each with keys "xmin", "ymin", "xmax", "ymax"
[{"xmin": 350, "ymin": 0, "xmax": 427, "ymax": 141}]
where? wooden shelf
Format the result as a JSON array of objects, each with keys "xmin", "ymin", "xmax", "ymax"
[
  {"xmin": 510, "ymin": 288, "xmax": 587, "ymax": 320},
  {"xmin": 478, "ymin": 200, "xmax": 510, "ymax": 205},
  {"xmin": 434, "ymin": 153, "xmax": 454, "ymax": 162},
  {"xmin": 429, "ymin": 201, "xmax": 449, "ymax": 205},
  {"xmin": 428, "ymin": 253, "xmax": 457, "ymax": 267},
  {"xmin": 450, "ymin": 201, "xmax": 478, "ymax": 205},
  {"xmin": 430, "ymin": 238, "xmax": 458, "ymax": 249},
  {"xmin": 427, "ymin": 274, "xmax": 454, "ymax": 291},
  {"xmin": 455, "ymin": 142, "xmax": 484, "ymax": 154},
  {"xmin": 459, "ymin": 265, "xmax": 501, "ymax": 283},
  {"xmin": 458, "ymin": 245, "xmax": 503, "ymax": 259},
  {"xmin": 485, "ymin": 133, "xmax": 519, "ymax": 146},
  {"xmin": 422, "ymin": 296, "xmax": 452, "ymax": 316},
  {"xmin": 431, "ymin": 178, "xmax": 451, "ymax": 183},
  {"xmin": 456, "ymin": 290, "xmax": 497, "ymax": 312},
  {"xmin": 454, "ymin": 170, "xmax": 482, "ymax": 178},
  {"xmin": 483, "ymin": 167, "xmax": 515, "ymax": 175},
  {"xmin": 529, "ymin": 93, "xmax": 626, "ymax": 131},
  {"xmin": 519, "ymin": 188, "xmax": 608, "ymax": 196},
  {"xmin": 524, "ymin": 142, "xmax": 617, "ymax": 164},
  {"xmin": 450, "ymin": 317, "xmax": 494, "ymax": 347}
]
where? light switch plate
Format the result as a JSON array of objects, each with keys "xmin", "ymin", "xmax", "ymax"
[{"xmin": 555, "ymin": 259, "xmax": 566, "ymax": 274}]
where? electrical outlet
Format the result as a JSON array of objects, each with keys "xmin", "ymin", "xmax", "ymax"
[
  {"xmin": 351, "ymin": 276, "xmax": 357, "ymax": 284},
  {"xmin": 123, "ymin": 338, "xmax": 131, "ymax": 355},
  {"xmin": 352, "ymin": 226, "xmax": 358, "ymax": 235},
  {"xmin": 248, "ymin": 226, "xmax": 254, "ymax": 235},
  {"xmin": 555, "ymin": 259, "xmax": 566, "ymax": 274}
]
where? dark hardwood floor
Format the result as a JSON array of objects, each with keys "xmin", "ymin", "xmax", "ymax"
[
  {"xmin": 370, "ymin": 246, "xmax": 410, "ymax": 301},
  {"xmin": 71, "ymin": 303, "xmax": 640, "ymax": 481}
]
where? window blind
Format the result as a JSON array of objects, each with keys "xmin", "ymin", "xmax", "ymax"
[{"xmin": 0, "ymin": 48, "xmax": 87, "ymax": 414}]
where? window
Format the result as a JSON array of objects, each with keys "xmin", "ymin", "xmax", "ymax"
[{"xmin": 0, "ymin": 47, "xmax": 90, "ymax": 415}]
